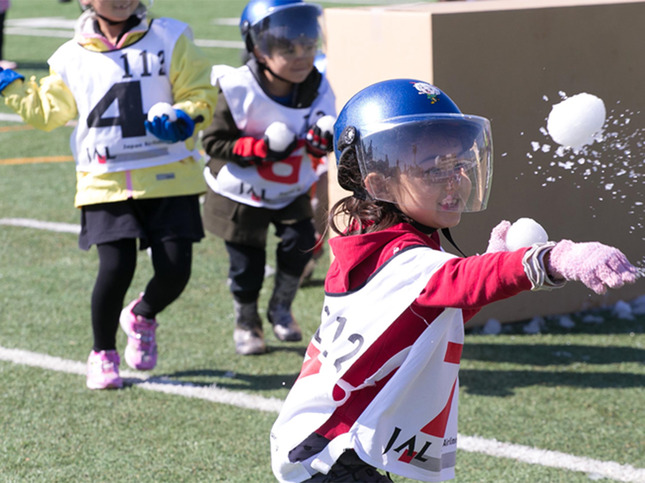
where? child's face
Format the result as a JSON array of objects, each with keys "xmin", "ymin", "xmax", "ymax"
[
  {"xmin": 256, "ymin": 40, "xmax": 317, "ymax": 84},
  {"xmin": 394, "ymin": 162, "xmax": 473, "ymax": 229},
  {"xmin": 85, "ymin": 0, "xmax": 140, "ymax": 23},
  {"xmin": 379, "ymin": 136, "xmax": 474, "ymax": 229}
]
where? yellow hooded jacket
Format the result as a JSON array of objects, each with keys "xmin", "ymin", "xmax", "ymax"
[{"xmin": 2, "ymin": 8, "xmax": 216, "ymax": 208}]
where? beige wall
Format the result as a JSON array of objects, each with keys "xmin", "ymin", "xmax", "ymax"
[{"xmin": 324, "ymin": 0, "xmax": 645, "ymax": 326}]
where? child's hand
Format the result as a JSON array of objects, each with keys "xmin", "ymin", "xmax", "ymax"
[
  {"xmin": 305, "ymin": 115, "xmax": 335, "ymax": 158},
  {"xmin": 145, "ymin": 109, "xmax": 195, "ymax": 143},
  {"xmin": 0, "ymin": 67, "xmax": 25, "ymax": 93},
  {"xmin": 546, "ymin": 240, "xmax": 638, "ymax": 294},
  {"xmin": 485, "ymin": 220, "xmax": 511, "ymax": 253},
  {"xmin": 264, "ymin": 122, "xmax": 297, "ymax": 161}
]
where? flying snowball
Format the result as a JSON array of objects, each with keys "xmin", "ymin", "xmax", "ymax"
[
  {"xmin": 505, "ymin": 217, "xmax": 549, "ymax": 251},
  {"xmin": 147, "ymin": 102, "xmax": 177, "ymax": 122},
  {"xmin": 546, "ymin": 93, "xmax": 606, "ymax": 150}
]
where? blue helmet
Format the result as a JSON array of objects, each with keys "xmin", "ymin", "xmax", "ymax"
[
  {"xmin": 239, "ymin": 0, "xmax": 322, "ymax": 56},
  {"xmin": 334, "ymin": 79, "xmax": 494, "ymax": 213}
]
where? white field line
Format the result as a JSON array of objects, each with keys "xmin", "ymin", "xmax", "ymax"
[
  {"xmin": 0, "ymin": 346, "xmax": 283, "ymax": 413},
  {"xmin": 0, "ymin": 113, "xmax": 23, "ymax": 122},
  {"xmin": 458, "ymin": 436, "xmax": 645, "ymax": 483},
  {"xmin": 0, "ymin": 217, "xmax": 80, "ymax": 234},
  {"xmin": 0, "ymin": 345, "xmax": 643, "ymax": 482},
  {"xmin": 5, "ymin": 18, "xmax": 243, "ymax": 49},
  {"xmin": 194, "ymin": 38, "xmax": 245, "ymax": 49},
  {"xmin": 5, "ymin": 24, "xmax": 245, "ymax": 49}
]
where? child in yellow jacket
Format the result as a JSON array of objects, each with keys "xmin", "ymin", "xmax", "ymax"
[{"xmin": 0, "ymin": 0, "xmax": 217, "ymax": 389}]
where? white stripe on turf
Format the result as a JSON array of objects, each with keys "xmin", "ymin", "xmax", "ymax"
[
  {"xmin": 0, "ymin": 218, "xmax": 81, "ymax": 234},
  {"xmin": 0, "ymin": 113, "xmax": 23, "ymax": 122},
  {"xmin": 0, "ymin": 346, "xmax": 283, "ymax": 413},
  {"xmin": 1, "ymin": 345, "xmax": 643, "ymax": 481},
  {"xmin": 458, "ymin": 435, "xmax": 645, "ymax": 483}
]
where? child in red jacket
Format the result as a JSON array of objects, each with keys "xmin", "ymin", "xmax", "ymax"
[{"xmin": 270, "ymin": 79, "xmax": 637, "ymax": 482}]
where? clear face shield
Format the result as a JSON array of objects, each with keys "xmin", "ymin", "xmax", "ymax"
[
  {"xmin": 250, "ymin": 4, "xmax": 322, "ymax": 60},
  {"xmin": 355, "ymin": 116, "xmax": 493, "ymax": 213}
]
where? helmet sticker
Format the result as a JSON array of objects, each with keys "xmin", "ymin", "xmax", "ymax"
[{"xmin": 412, "ymin": 82, "xmax": 440, "ymax": 104}]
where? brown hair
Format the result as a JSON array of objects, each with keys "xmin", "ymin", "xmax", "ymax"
[{"xmin": 329, "ymin": 147, "xmax": 414, "ymax": 236}]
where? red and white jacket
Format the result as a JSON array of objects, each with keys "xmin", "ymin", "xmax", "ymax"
[{"xmin": 271, "ymin": 223, "xmax": 532, "ymax": 482}]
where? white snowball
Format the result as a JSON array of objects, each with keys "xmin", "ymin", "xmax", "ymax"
[
  {"xmin": 505, "ymin": 217, "xmax": 549, "ymax": 251},
  {"xmin": 316, "ymin": 115, "xmax": 336, "ymax": 133},
  {"xmin": 546, "ymin": 93, "xmax": 606, "ymax": 149},
  {"xmin": 147, "ymin": 102, "xmax": 177, "ymax": 122},
  {"xmin": 264, "ymin": 122, "xmax": 295, "ymax": 152}
]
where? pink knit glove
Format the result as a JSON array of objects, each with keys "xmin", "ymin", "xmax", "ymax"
[
  {"xmin": 485, "ymin": 220, "xmax": 511, "ymax": 253},
  {"xmin": 546, "ymin": 240, "xmax": 638, "ymax": 294}
]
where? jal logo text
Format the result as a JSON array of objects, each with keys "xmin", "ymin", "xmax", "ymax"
[
  {"xmin": 87, "ymin": 146, "xmax": 116, "ymax": 165},
  {"xmin": 383, "ymin": 426, "xmax": 432, "ymax": 463}
]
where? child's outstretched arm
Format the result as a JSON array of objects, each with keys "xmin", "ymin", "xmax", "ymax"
[
  {"xmin": 544, "ymin": 240, "xmax": 638, "ymax": 294},
  {"xmin": 485, "ymin": 219, "xmax": 638, "ymax": 294},
  {"xmin": 1, "ymin": 68, "xmax": 77, "ymax": 131},
  {"xmin": 420, "ymin": 223, "xmax": 638, "ymax": 313}
]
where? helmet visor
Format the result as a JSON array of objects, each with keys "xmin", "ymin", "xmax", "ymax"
[
  {"xmin": 355, "ymin": 115, "xmax": 493, "ymax": 213},
  {"xmin": 251, "ymin": 4, "xmax": 322, "ymax": 59}
]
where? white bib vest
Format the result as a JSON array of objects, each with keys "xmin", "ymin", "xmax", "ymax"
[
  {"xmin": 205, "ymin": 65, "xmax": 336, "ymax": 209},
  {"xmin": 271, "ymin": 246, "xmax": 464, "ymax": 482},
  {"xmin": 49, "ymin": 18, "xmax": 198, "ymax": 173}
]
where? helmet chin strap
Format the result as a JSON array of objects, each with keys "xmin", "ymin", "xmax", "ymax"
[
  {"xmin": 441, "ymin": 227, "xmax": 467, "ymax": 257},
  {"xmin": 257, "ymin": 61, "xmax": 293, "ymax": 85}
]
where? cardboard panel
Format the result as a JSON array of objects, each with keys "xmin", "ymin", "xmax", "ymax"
[{"xmin": 324, "ymin": 0, "xmax": 645, "ymax": 326}]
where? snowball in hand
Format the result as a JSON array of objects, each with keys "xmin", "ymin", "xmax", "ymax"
[
  {"xmin": 546, "ymin": 93, "xmax": 606, "ymax": 149},
  {"xmin": 264, "ymin": 121, "xmax": 295, "ymax": 152},
  {"xmin": 316, "ymin": 115, "xmax": 336, "ymax": 132},
  {"xmin": 147, "ymin": 102, "xmax": 177, "ymax": 122},
  {"xmin": 505, "ymin": 218, "xmax": 549, "ymax": 251}
]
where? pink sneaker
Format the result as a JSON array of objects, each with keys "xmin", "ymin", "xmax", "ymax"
[
  {"xmin": 86, "ymin": 350, "xmax": 123, "ymax": 390},
  {"xmin": 119, "ymin": 295, "xmax": 158, "ymax": 370}
]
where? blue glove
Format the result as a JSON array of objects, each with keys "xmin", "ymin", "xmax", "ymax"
[
  {"xmin": 144, "ymin": 109, "xmax": 196, "ymax": 143},
  {"xmin": 0, "ymin": 67, "xmax": 25, "ymax": 93}
]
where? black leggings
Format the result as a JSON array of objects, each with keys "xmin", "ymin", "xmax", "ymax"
[
  {"xmin": 225, "ymin": 219, "xmax": 315, "ymax": 303},
  {"xmin": 0, "ymin": 10, "xmax": 5, "ymax": 60},
  {"xmin": 91, "ymin": 238, "xmax": 193, "ymax": 351}
]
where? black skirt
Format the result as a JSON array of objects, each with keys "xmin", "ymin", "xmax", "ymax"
[{"xmin": 78, "ymin": 195, "xmax": 204, "ymax": 250}]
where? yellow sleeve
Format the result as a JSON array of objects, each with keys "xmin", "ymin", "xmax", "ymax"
[
  {"xmin": 2, "ymin": 69, "xmax": 78, "ymax": 132},
  {"xmin": 168, "ymin": 34, "xmax": 218, "ymax": 143}
]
